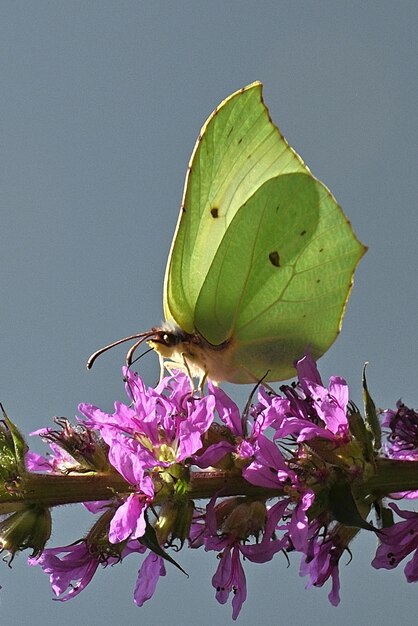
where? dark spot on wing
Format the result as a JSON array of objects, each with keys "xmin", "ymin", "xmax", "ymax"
[
  {"xmin": 269, "ymin": 251, "xmax": 280, "ymax": 267},
  {"xmin": 319, "ymin": 247, "xmax": 324, "ymax": 252},
  {"xmin": 211, "ymin": 207, "xmax": 219, "ymax": 218},
  {"xmin": 300, "ymin": 229, "xmax": 307, "ymax": 236},
  {"xmin": 316, "ymin": 279, "xmax": 321, "ymax": 283},
  {"xmin": 238, "ymin": 137, "xmax": 243, "ymax": 144},
  {"xmin": 227, "ymin": 126, "xmax": 234, "ymax": 138}
]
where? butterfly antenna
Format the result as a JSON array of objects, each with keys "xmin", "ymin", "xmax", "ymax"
[
  {"xmin": 126, "ymin": 337, "xmax": 155, "ymax": 367},
  {"xmin": 129, "ymin": 346, "xmax": 154, "ymax": 367},
  {"xmin": 86, "ymin": 331, "xmax": 156, "ymax": 369}
]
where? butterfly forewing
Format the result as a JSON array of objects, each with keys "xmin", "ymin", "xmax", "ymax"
[{"xmin": 164, "ymin": 81, "xmax": 307, "ymax": 333}]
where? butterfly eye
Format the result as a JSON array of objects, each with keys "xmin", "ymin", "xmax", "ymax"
[{"xmin": 163, "ymin": 333, "xmax": 177, "ymax": 347}]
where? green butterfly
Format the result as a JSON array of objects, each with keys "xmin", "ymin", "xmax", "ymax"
[{"xmin": 88, "ymin": 81, "xmax": 366, "ymax": 383}]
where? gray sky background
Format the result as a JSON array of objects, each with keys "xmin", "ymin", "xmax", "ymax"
[{"xmin": 1, "ymin": 2, "xmax": 417, "ymax": 625}]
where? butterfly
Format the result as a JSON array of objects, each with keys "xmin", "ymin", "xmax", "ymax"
[{"xmin": 87, "ymin": 81, "xmax": 366, "ymax": 384}]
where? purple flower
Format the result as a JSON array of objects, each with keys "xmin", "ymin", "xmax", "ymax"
[
  {"xmin": 208, "ymin": 383, "xmax": 243, "ymax": 435},
  {"xmin": 247, "ymin": 355, "xmax": 350, "ymax": 447},
  {"xmin": 380, "ymin": 403, "xmax": 418, "ymax": 498},
  {"xmin": 212, "ymin": 543, "xmax": 247, "ymax": 620},
  {"xmin": 22, "ymin": 354, "xmax": 391, "ymax": 615},
  {"xmin": 372, "ymin": 503, "xmax": 418, "ymax": 581},
  {"xmin": 382, "ymin": 402, "xmax": 418, "ymax": 461},
  {"xmin": 239, "ymin": 500, "xmax": 289, "ymax": 562},
  {"xmin": 79, "ymin": 369, "xmax": 215, "ymax": 465},
  {"xmin": 284, "ymin": 356, "xmax": 350, "ymax": 442},
  {"xmin": 25, "ymin": 450, "xmax": 54, "ymax": 472},
  {"xmin": 29, "ymin": 542, "xmax": 103, "ymax": 600},
  {"xmin": 199, "ymin": 497, "xmax": 289, "ymax": 619},
  {"xmin": 29, "ymin": 541, "xmax": 143, "ymax": 601},
  {"xmin": 29, "ymin": 538, "xmax": 170, "ymax": 606},
  {"xmin": 25, "ymin": 440, "xmax": 78, "ymax": 474},
  {"xmin": 242, "ymin": 433, "xmax": 294, "ymax": 488},
  {"xmin": 300, "ymin": 529, "xmax": 344, "ymax": 606},
  {"xmin": 286, "ymin": 490, "xmax": 315, "ymax": 553},
  {"xmin": 78, "ymin": 369, "xmax": 215, "ymax": 543},
  {"xmin": 108, "ymin": 476, "xmax": 154, "ymax": 543},
  {"xmin": 242, "ymin": 433, "xmax": 314, "ymax": 553},
  {"xmin": 134, "ymin": 552, "xmax": 166, "ymax": 607},
  {"xmin": 194, "ymin": 383, "xmax": 279, "ymax": 470}
]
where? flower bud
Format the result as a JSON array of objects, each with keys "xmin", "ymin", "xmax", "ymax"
[
  {"xmin": 217, "ymin": 498, "xmax": 267, "ymax": 540},
  {"xmin": 38, "ymin": 418, "xmax": 110, "ymax": 472},
  {"xmin": 85, "ymin": 507, "xmax": 126, "ymax": 561},
  {"xmin": 0, "ymin": 504, "xmax": 52, "ymax": 558},
  {"xmin": 0, "ymin": 405, "xmax": 27, "ymax": 480},
  {"xmin": 155, "ymin": 499, "xmax": 194, "ymax": 547}
]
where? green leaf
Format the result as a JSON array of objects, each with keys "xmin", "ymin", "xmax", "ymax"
[
  {"xmin": 362, "ymin": 364, "xmax": 381, "ymax": 451},
  {"xmin": 0, "ymin": 403, "xmax": 28, "ymax": 476},
  {"xmin": 139, "ymin": 518, "xmax": 188, "ymax": 577},
  {"xmin": 328, "ymin": 479, "xmax": 375, "ymax": 531},
  {"xmin": 347, "ymin": 404, "xmax": 375, "ymax": 463}
]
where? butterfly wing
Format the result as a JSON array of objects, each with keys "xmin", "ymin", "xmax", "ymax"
[
  {"xmin": 194, "ymin": 173, "xmax": 365, "ymax": 382},
  {"xmin": 163, "ymin": 81, "xmax": 366, "ymax": 383},
  {"xmin": 164, "ymin": 81, "xmax": 308, "ymax": 332}
]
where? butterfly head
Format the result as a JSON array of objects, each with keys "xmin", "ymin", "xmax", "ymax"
[
  {"xmin": 86, "ymin": 327, "xmax": 171, "ymax": 370},
  {"xmin": 86, "ymin": 321, "xmax": 200, "ymax": 375}
]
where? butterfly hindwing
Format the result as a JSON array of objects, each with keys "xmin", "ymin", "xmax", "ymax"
[{"xmin": 194, "ymin": 173, "xmax": 364, "ymax": 381}]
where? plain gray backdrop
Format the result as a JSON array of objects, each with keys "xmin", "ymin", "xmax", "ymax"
[{"xmin": 0, "ymin": 2, "xmax": 417, "ymax": 624}]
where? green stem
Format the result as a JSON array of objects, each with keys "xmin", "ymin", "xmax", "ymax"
[
  {"xmin": 5, "ymin": 457, "xmax": 415, "ymax": 512},
  {"xmin": 188, "ymin": 470, "xmax": 283, "ymax": 500},
  {"xmin": 0, "ymin": 472, "xmax": 131, "ymax": 508},
  {"xmin": 357, "ymin": 458, "xmax": 418, "ymax": 499},
  {"xmin": 0, "ymin": 470, "xmax": 282, "ymax": 511}
]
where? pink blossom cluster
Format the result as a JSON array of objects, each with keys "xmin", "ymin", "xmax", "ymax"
[{"xmin": 2, "ymin": 356, "xmax": 416, "ymax": 619}]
